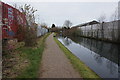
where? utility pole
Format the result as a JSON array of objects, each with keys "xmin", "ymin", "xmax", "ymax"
[
  {"xmin": 0, "ymin": 1, "xmax": 2, "ymax": 80},
  {"xmin": 101, "ymin": 22, "xmax": 104, "ymax": 39}
]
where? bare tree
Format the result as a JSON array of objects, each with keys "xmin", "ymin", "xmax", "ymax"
[
  {"xmin": 110, "ymin": 7, "xmax": 118, "ymax": 21},
  {"xmin": 63, "ymin": 20, "xmax": 72, "ymax": 28},
  {"xmin": 13, "ymin": 4, "xmax": 37, "ymax": 25},
  {"xmin": 19, "ymin": 4, "xmax": 37, "ymax": 27},
  {"xmin": 18, "ymin": 4, "xmax": 38, "ymax": 46},
  {"xmin": 41, "ymin": 23, "xmax": 48, "ymax": 28},
  {"xmin": 12, "ymin": 3, "xmax": 18, "ymax": 9},
  {"xmin": 98, "ymin": 14, "xmax": 106, "ymax": 23}
]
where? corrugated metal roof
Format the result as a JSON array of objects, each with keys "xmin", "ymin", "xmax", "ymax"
[{"xmin": 72, "ymin": 20, "xmax": 100, "ymax": 28}]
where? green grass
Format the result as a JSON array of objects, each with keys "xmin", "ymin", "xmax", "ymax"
[
  {"xmin": 54, "ymin": 37, "xmax": 102, "ymax": 80},
  {"xmin": 17, "ymin": 33, "xmax": 51, "ymax": 78}
]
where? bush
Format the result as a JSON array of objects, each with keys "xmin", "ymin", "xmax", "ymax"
[
  {"xmin": 16, "ymin": 25, "xmax": 37, "ymax": 47},
  {"xmin": 16, "ymin": 25, "xmax": 25, "ymax": 42},
  {"xmin": 71, "ymin": 29, "xmax": 82, "ymax": 37},
  {"xmin": 62, "ymin": 27, "xmax": 82, "ymax": 37},
  {"xmin": 24, "ymin": 26, "xmax": 37, "ymax": 47}
]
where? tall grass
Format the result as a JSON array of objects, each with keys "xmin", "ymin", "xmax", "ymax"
[{"xmin": 17, "ymin": 33, "xmax": 50, "ymax": 78}]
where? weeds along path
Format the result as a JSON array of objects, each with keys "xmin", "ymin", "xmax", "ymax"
[{"xmin": 39, "ymin": 33, "xmax": 81, "ymax": 78}]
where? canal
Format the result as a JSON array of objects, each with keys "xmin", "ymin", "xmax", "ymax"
[{"xmin": 57, "ymin": 36, "xmax": 119, "ymax": 78}]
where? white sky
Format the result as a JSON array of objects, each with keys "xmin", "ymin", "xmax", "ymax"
[
  {"xmin": 1, "ymin": 0, "xmax": 119, "ymax": 2},
  {"xmin": 1, "ymin": 0, "xmax": 119, "ymax": 27}
]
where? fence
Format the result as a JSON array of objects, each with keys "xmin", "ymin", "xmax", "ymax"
[
  {"xmin": 37, "ymin": 26, "xmax": 48, "ymax": 37},
  {"xmin": 79, "ymin": 20, "xmax": 120, "ymax": 42}
]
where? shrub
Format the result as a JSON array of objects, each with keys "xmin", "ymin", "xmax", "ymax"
[
  {"xmin": 16, "ymin": 25, "xmax": 37, "ymax": 47},
  {"xmin": 24, "ymin": 26, "xmax": 37, "ymax": 47}
]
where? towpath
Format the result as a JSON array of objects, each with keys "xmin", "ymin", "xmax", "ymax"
[{"xmin": 39, "ymin": 33, "xmax": 81, "ymax": 78}]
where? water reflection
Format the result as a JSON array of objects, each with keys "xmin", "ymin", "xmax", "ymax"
[
  {"xmin": 62, "ymin": 37, "xmax": 72, "ymax": 46},
  {"xmin": 58, "ymin": 36, "xmax": 119, "ymax": 78}
]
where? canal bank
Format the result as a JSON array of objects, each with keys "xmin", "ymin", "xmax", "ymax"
[
  {"xmin": 54, "ymin": 35, "xmax": 101, "ymax": 79},
  {"xmin": 56, "ymin": 35, "xmax": 119, "ymax": 79}
]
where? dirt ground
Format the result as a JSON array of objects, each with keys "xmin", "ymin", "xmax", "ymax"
[{"xmin": 39, "ymin": 33, "xmax": 81, "ymax": 78}]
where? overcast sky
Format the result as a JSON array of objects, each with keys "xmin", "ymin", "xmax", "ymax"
[{"xmin": 1, "ymin": 0, "xmax": 119, "ymax": 27}]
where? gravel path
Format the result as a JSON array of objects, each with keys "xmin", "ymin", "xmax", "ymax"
[{"xmin": 39, "ymin": 33, "xmax": 81, "ymax": 78}]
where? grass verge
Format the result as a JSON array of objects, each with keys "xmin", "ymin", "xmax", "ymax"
[
  {"xmin": 17, "ymin": 33, "xmax": 51, "ymax": 78},
  {"xmin": 54, "ymin": 37, "xmax": 102, "ymax": 80}
]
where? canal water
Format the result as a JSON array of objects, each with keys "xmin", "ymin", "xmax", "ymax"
[{"xmin": 57, "ymin": 36, "xmax": 119, "ymax": 78}]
